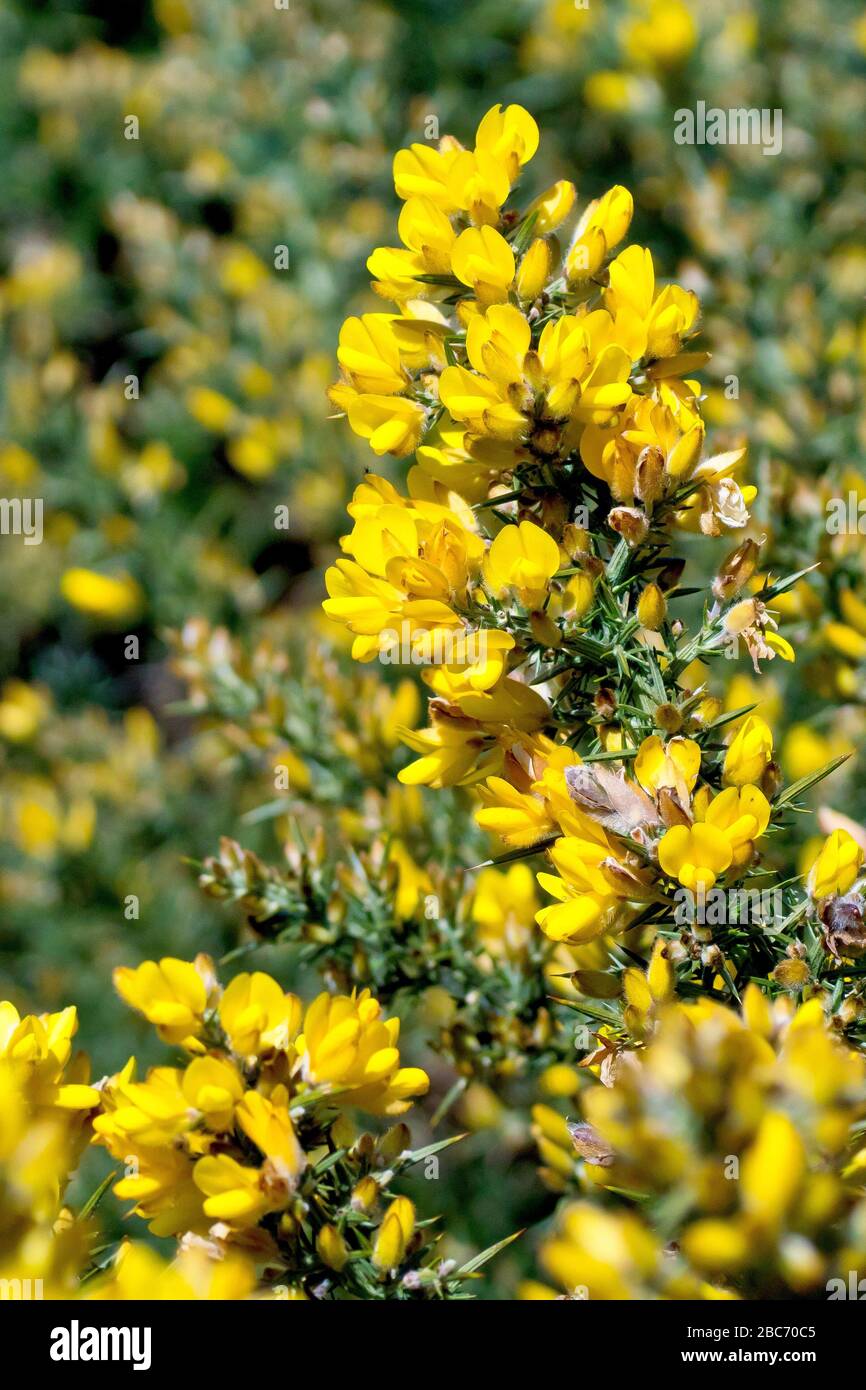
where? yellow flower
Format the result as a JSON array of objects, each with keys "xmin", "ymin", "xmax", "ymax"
[
  {"xmin": 226, "ymin": 421, "xmax": 278, "ymax": 480},
  {"xmin": 722, "ymin": 714, "xmax": 774, "ymax": 787},
  {"xmin": 450, "ymin": 225, "xmax": 515, "ymax": 304},
  {"xmin": 483, "ymin": 520, "xmax": 561, "ymax": 608},
  {"xmin": 680, "ymin": 1220, "xmax": 750, "ymax": 1276},
  {"xmin": 535, "ymin": 835, "xmax": 624, "ymax": 943},
  {"xmin": 344, "ymin": 392, "xmax": 426, "ymax": 457},
  {"xmin": 396, "ymin": 198, "xmax": 456, "ymax": 273},
  {"xmin": 439, "ymin": 300, "xmax": 633, "ymax": 449},
  {"xmin": 475, "ymin": 775, "xmax": 557, "ymax": 847},
  {"xmin": 88, "ymin": 1241, "xmax": 255, "ymax": 1301},
  {"xmin": 566, "ymin": 185, "xmax": 633, "ymax": 281},
  {"xmin": 387, "ymin": 839, "xmax": 434, "ymax": 920},
  {"xmin": 446, "ymin": 151, "xmax": 510, "ymax": 229},
  {"xmin": 783, "ymin": 724, "xmax": 850, "ymax": 782},
  {"xmin": 218, "ymin": 973, "xmax": 302, "ymax": 1059},
  {"xmin": 193, "ymin": 1153, "xmax": 284, "ymax": 1227},
  {"xmin": 474, "ymin": 102, "xmax": 539, "ymax": 181},
  {"xmin": 584, "ymin": 71, "xmax": 643, "ymax": 113},
  {"xmin": 825, "ymin": 621, "xmax": 866, "ymax": 662},
  {"xmin": 657, "ymin": 823, "xmax": 733, "ymax": 893},
  {"xmin": 113, "ymin": 957, "xmax": 213, "ymax": 1048},
  {"xmin": 471, "ymin": 863, "xmax": 538, "ymax": 959},
  {"xmin": 604, "ymin": 244, "xmax": 699, "ymax": 360},
  {"xmin": 541, "ymin": 1202, "xmax": 661, "ymax": 1300},
  {"xmin": 373, "ymin": 1195, "xmax": 416, "ymax": 1271},
  {"xmin": 0, "ymin": 679, "xmax": 50, "ymax": 742},
  {"xmin": 0, "ymin": 1002, "xmax": 98, "ymax": 1112},
  {"xmin": 621, "ymin": 0, "xmax": 698, "ymax": 70},
  {"xmin": 236, "ymin": 1088, "xmax": 306, "ymax": 1182},
  {"xmin": 367, "ymin": 202, "xmax": 460, "ymax": 302},
  {"xmin": 182, "ymin": 1056, "xmax": 245, "ymax": 1132},
  {"xmin": 808, "ymin": 829, "xmax": 863, "ymax": 900},
  {"xmin": 741, "ymin": 1111, "xmax": 806, "ymax": 1231},
  {"xmin": 297, "ymin": 991, "xmax": 429, "ymax": 1115},
  {"xmin": 634, "ymin": 734, "xmax": 700, "ymax": 800},
  {"xmin": 392, "ymin": 142, "xmax": 461, "ymax": 211},
  {"xmin": 701, "ymin": 785, "xmax": 771, "ymax": 868},
  {"xmin": 107, "ymin": 1141, "xmax": 204, "ymax": 1237},
  {"xmin": 219, "ymin": 244, "xmax": 268, "ymax": 296},
  {"xmin": 60, "ymin": 568, "xmax": 143, "ymax": 623},
  {"xmin": 581, "ymin": 389, "xmax": 704, "ymax": 506},
  {"xmin": 398, "ymin": 717, "xmax": 500, "ymax": 789},
  {"xmin": 322, "ymin": 481, "xmax": 483, "ymax": 658},
  {"xmin": 186, "ymin": 386, "xmax": 235, "ymax": 432}
]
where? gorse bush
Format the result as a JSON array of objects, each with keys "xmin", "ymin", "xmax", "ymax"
[
  {"xmin": 3, "ymin": 0, "xmax": 866, "ymax": 1305},
  {"xmin": 4, "ymin": 91, "xmax": 866, "ymax": 1301}
]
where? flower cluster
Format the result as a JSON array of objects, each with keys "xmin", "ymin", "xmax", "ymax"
[
  {"xmin": 324, "ymin": 104, "xmax": 818, "ymax": 998},
  {"xmin": 0, "ymin": 1002, "xmax": 97, "ymax": 1296},
  {"xmin": 529, "ymin": 991, "xmax": 866, "ymax": 1299},
  {"xmin": 322, "ymin": 98, "xmax": 866, "ymax": 1299},
  {"xmin": 0, "ymin": 959, "xmax": 506, "ymax": 1299}
]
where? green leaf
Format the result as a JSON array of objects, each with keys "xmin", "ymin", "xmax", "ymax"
[
  {"xmin": 401, "ymin": 1133, "xmax": 468, "ymax": 1167},
  {"xmin": 453, "ymin": 1229, "xmax": 524, "ymax": 1277},
  {"xmin": 429, "ymin": 1077, "xmax": 468, "ymax": 1128},
  {"xmin": 77, "ymin": 1168, "xmax": 118, "ymax": 1222},
  {"xmin": 758, "ymin": 564, "xmax": 819, "ymax": 601},
  {"xmin": 774, "ymin": 753, "xmax": 851, "ymax": 807},
  {"xmin": 702, "ymin": 702, "xmax": 758, "ymax": 732},
  {"xmin": 466, "ymin": 838, "xmax": 556, "ymax": 872}
]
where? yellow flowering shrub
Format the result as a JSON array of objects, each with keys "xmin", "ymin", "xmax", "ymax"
[
  {"xmin": 4, "ymin": 0, "xmax": 866, "ymax": 1312},
  {"xmin": 0, "ymin": 964, "xmax": 506, "ymax": 1300}
]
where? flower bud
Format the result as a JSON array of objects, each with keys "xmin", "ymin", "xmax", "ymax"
[
  {"xmin": 808, "ymin": 829, "xmax": 864, "ymax": 901},
  {"xmin": 666, "ymin": 422, "xmax": 704, "ymax": 479},
  {"xmin": 378, "ymin": 1123, "xmax": 411, "ymax": 1163},
  {"xmin": 712, "ymin": 539, "xmax": 760, "ymax": 602},
  {"xmin": 351, "ymin": 1176, "xmax": 380, "ymax": 1214},
  {"xmin": 770, "ymin": 958, "xmax": 810, "ymax": 991},
  {"xmin": 516, "ymin": 238, "xmax": 552, "ymax": 302},
  {"xmin": 373, "ymin": 1196, "xmax": 415, "ymax": 1271},
  {"xmin": 607, "ymin": 506, "xmax": 648, "ymax": 546},
  {"xmin": 637, "ymin": 583, "xmax": 667, "ymax": 630},
  {"xmin": 317, "ymin": 1224, "xmax": 349, "ymax": 1272},
  {"xmin": 689, "ymin": 695, "xmax": 722, "ymax": 729},
  {"xmin": 634, "ymin": 446, "xmax": 665, "ymax": 508},
  {"xmin": 527, "ymin": 179, "xmax": 576, "ymax": 234}
]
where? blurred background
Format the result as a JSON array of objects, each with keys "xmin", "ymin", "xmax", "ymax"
[{"xmin": 1, "ymin": 0, "xmax": 865, "ymax": 1294}]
